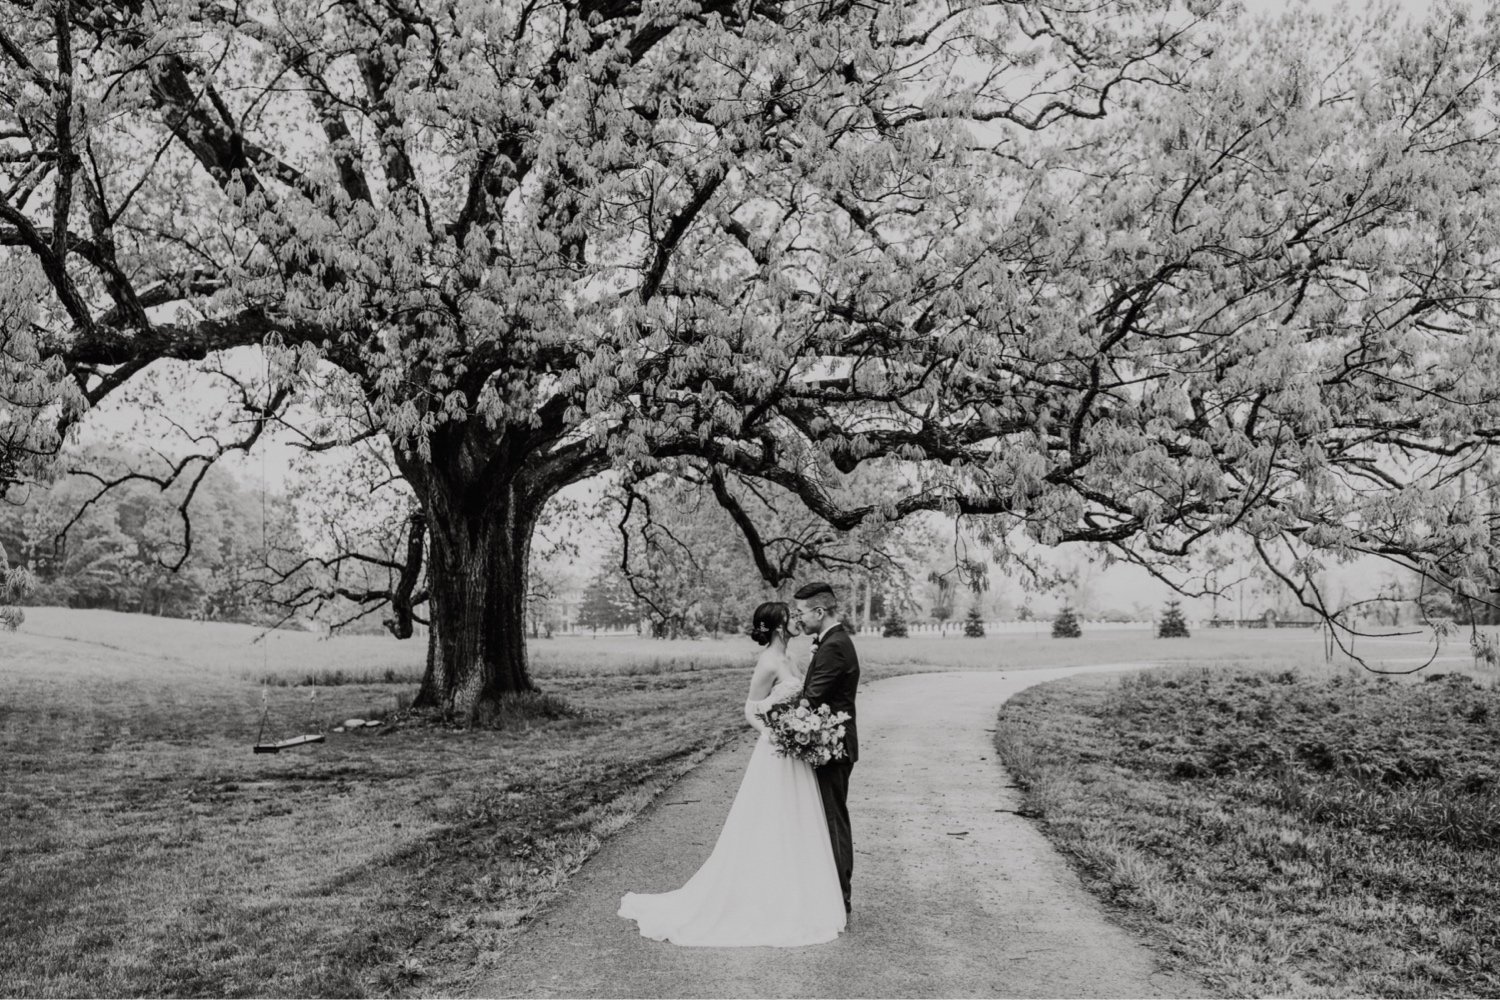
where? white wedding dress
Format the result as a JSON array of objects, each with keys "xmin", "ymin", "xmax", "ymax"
[{"xmin": 617, "ymin": 655, "xmax": 847, "ymax": 947}]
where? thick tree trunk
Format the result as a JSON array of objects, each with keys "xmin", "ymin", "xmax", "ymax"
[
  {"xmin": 409, "ymin": 471, "xmax": 539, "ymax": 723},
  {"xmin": 393, "ymin": 410, "xmax": 606, "ymax": 724}
]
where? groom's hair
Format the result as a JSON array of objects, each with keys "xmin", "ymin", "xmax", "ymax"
[{"xmin": 793, "ymin": 582, "xmax": 837, "ymax": 610}]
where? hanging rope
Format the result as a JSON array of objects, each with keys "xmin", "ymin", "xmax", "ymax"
[{"xmin": 250, "ymin": 340, "xmax": 324, "ymax": 754}]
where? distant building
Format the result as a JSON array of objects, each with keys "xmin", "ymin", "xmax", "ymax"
[{"xmin": 1206, "ymin": 607, "xmax": 1320, "ymax": 629}]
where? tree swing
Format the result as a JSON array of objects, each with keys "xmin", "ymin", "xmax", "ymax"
[
  {"xmin": 249, "ymin": 353, "xmax": 325, "ymax": 755},
  {"xmin": 252, "ymin": 685, "xmax": 326, "ymax": 753}
]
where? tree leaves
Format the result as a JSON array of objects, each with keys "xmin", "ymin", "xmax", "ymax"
[{"xmin": 1, "ymin": 0, "xmax": 1498, "ymax": 648}]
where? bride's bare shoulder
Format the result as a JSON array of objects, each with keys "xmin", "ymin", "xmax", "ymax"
[
  {"xmin": 751, "ymin": 645, "xmax": 796, "ymax": 679},
  {"xmin": 750, "ymin": 645, "xmax": 775, "ymax": 673}
]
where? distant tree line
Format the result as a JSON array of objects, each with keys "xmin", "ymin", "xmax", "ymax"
[{"xmin": 0, "ymin": 447, "xmax": 297, "ymax": 623}]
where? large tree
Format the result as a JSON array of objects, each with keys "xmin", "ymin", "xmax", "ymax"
[{"xmin": 3, "ymin": 0, "xmax": 1500, "ymax": 716}]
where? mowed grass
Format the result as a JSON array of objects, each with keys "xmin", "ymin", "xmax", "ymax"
[
  {"xmin": 994, "ymin": 662, "xmax": 1500, "ymax": 998},
  {"xmin": 2, "ymin": 608, "xmax": 1462, "ymax": 997},
  {"xmin": 15, "ymin": 607, "xmax": 1359, "ymax": 684}
]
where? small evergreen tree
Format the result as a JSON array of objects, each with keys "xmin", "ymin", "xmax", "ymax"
[
  {"xmin": 0, "ymin": 553, "xmax": 30, "ymax": 632},
  {"xmin": 1158, "ymin": 599, "xmax": 1190, "ymax": 638},
  {"xmin": 882, "ymin": 611, "xmax": 909, "ymax": 638},
  {"xmin": 1052, "ymin": 605, "xmax": 1082, "ymax": 638},
  {"xmin": 964, "ymin": 604, "xmax": 986, "ymax": 638}
]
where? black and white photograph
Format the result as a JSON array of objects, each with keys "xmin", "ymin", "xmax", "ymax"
[{"xmin": 3, "ymin": 0, "xmax": 1499, "ymax": 995}]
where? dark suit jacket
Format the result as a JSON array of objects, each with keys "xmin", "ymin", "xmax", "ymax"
[{"xmin": 802, "ymin": 622, "xmax": 860, "ymax": 764}]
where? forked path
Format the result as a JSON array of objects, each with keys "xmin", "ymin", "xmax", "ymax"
[{"xmin": 469, "ymin": 666, "xmax": 1205, "ymax": 999}]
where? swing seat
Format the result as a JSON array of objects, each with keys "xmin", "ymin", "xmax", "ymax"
[{"xmin": 252, "ymin": 734, "xmax": 326, "ymax": 753}]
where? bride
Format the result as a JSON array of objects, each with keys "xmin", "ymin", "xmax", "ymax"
[{"xmin": 617, "ymin": 601, "xmax": 848, "ymax": 947}]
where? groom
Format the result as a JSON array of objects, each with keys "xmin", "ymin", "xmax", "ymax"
[{"xmin": 794, "ymin": 581, "xmax": 859, "ymax": 915}]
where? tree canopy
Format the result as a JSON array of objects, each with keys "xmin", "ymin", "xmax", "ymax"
[{"xmin": 3, "ymin": 0, "xmax": 1500, "ymax": 712}]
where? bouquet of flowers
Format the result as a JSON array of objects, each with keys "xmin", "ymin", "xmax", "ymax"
[{"xmin": 759, "ymin": 698, "xmax": 850, "ymax": 767}]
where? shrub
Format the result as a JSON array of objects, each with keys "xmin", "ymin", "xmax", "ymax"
[
  {"xmin": 255, "ymin": 666, "xmax": 424, "ymax": 687},
  {"xmin": 881, "ymin": 612, "xmax": 909, "ymax": 638}
]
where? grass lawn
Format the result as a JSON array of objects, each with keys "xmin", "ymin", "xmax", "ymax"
[
  {"xmin": 994, "ymin": 662, "xmax": 1500, "ymax": 998},
  {"xmin": 14, "ymin": 607, "xmax": 1364, "ymax": 684},
  {"xmin": 3, "ymin": 614, "xmax": 766, "ymax": 998},
  {"xmin": 1, "ymin": 607, "xmax": 1469, "ymax": 997}
]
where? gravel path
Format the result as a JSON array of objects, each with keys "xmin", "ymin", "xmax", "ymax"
[{"xmin": 467, "ymin": 665, "xmax": 1207, "ymax": 999}]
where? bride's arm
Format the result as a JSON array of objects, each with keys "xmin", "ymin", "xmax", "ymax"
[{"xmin": 742, "ymin": 652, "xmax": 779, "ymax": 732}]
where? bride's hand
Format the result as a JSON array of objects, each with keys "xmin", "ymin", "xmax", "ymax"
[{"xmin": 743, "ymin": 701, "xmax": 770, "ymax": 733}]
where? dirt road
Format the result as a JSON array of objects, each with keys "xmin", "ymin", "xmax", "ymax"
[{"xmin": 467, "ymin": 665, "xmax": 1206, "ymax": 999}]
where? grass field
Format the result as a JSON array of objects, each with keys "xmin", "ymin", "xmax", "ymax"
[
  {"xmin": 994, "ymin": 662, "xmax": 1500, "ymax": 998},
  {"xmin": 13, "ymin": 605, "xmax": 1383, "ymax": 683},
  {"xmin": 0, "ymin": 607, "xmax": 1475, "ymax": 997}
]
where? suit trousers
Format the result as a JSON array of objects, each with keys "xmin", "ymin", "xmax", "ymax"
[{"xmin": 813, "ymin": 759, "xmax": 854, "ymax": 911}]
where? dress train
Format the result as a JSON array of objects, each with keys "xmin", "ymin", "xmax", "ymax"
[{"xmin": 618, "ymin": 681, "xmax": 846, "ymax": 947}]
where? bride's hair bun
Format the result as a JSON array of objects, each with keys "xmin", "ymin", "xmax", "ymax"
[{"xmin": 748, "ymin": 601, "xmax": 789, "ymax": 646}]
